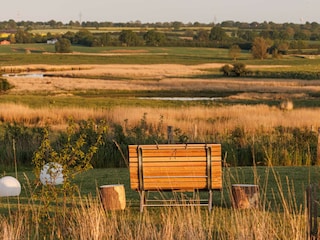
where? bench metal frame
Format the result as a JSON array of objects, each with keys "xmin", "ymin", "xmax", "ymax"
[{"xmin": 129, "ymin": 144, "xmax": 222, "ymax": 212}]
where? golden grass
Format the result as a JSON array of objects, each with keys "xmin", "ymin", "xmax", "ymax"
[
  {"xmin": 0, "ymin": 171, "xmax": 308, "ymax": 239},
  {"xmin": 6, "ymin": 63, "xmax": 318, "ymax": 94},
  {"xmin": 2, "ymin": 103, "xmax": 320, "ymax": 137},
  {"xmin": 2, "ymin": 63, "xmax": 320, "ymax": 137}
]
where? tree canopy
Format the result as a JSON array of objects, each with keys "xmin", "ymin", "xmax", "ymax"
[{"xmin": 2, "ymin": 19, "xmax": 320, "ymax": 56}]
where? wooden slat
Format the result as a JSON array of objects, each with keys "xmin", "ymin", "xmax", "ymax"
[
  {"xmin": 129, "ymin": 161, "xmax": 221, "ymax": 170},
  {"xmin": 128, "ymin": 144, "xmax": 221, "ymax": 157},
  {"xmin": 130, "ymin": 180, "xmax": 223, "ymax": 190},
  {"xmin": 140, "ymin": 149, "xmax": 207, "ymax": 157},
  {"xmin": 143, "ymin": 161, "xmax": 207, "ymax": 167},
  {"xmin": 130, "ymin": 144, "xmax": 211, "ymax": 149},
  {"xmin": 133, "ymin": 156, "xmax": 207, "ymax": 162},
  {"xmin": 129, "ymin": 163, "xmax": 221, "ymax": 178},
  {"xmin": 143, "ymin": 179, "xmax": 208, "ymax": 190},
  {"xmin": 128, "ymin": 143, "xmax": 222, "ymax": 191},
  {"xmin": 129, "ymin": 154, "xmax": 221, "ymax": 162}
]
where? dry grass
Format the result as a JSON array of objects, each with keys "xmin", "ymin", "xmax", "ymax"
[
  {"xmin": 1, "ymin": 103, "xmax": 320, "ymax": 136},
  {"xmin": 2, "ymin": 64, "xmax": 320, "ymax": 133},
  {"xmin": 0, "ymin": 179, "xmax": 307, "ymax": 239},
  {"xmin": 5, "ymin": 64, "xmax": 320, "ymax": 95}
]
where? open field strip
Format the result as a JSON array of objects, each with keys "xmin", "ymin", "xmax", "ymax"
[{"xmin": 3, "ymin": 64, "xmax": 319, "ymax": 94}]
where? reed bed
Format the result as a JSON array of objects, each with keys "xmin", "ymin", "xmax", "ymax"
[{"xmin": 1, "ymin": 103, "xmax": 320, "ymax": 136}]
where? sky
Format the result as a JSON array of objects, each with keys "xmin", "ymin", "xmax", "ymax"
[{"xmin": 1, "ymin": 0, "xmax": 319, "ymax": 24}]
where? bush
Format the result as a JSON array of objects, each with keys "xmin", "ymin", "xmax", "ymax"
[
  {"xmin": 220, "ymin": 63, "xmax": 249, "ymax": 77},
  {"xmin": 0, "ymin": 118, "xmax": 317, "ymax": 169},
  {"xmin": 232, "ymin": 62, "xmax": 248, "ymax": 76},
  {"xmin": 220, "ymin": 64, "xmax": 232, "ymax": 76},
  {"xmin": 0, "ymin": 78, "xmax": 13, "ymax": 92},
  {"xmin": 55, "ymin": 38, "xmax": 72, "ymax": 53}
]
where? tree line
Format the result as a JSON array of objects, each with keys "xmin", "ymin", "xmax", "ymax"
[{"xmin": 1, "ymin": 19, "xmax": 320, "ymax": 56}]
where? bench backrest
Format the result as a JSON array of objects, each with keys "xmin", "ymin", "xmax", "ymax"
[{"xmin": 129, "ymin": 144, "xmax": 222, "ymax": 191}]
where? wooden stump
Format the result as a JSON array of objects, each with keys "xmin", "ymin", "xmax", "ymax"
[
  {"xmin": 232, "ymin": 184, "xmax": 259, "ymax": 209},
  {"xmin": 100, "ymin": 184, "xmax": 126, "ymax": 210}
]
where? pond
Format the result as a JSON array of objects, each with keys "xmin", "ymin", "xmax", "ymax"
[{"xmin": 2, "ymin": 73, "xmax": 44, "ymax": 78}]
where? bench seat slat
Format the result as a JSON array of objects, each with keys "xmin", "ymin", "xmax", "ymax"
[
  {"xmin": 129, "ymin": 144, "xmax": 213, "ymax": 149},
  {"xmin": 128, "ymin": 144, "xmax": 220, "ymax": 152},
  {"xmin": 130, "ymin": 183, "xmax": 222, "ymax": 190},
  {"xmin": 129, "ymin": 156, "xmax": 221, "ymax": 163}
]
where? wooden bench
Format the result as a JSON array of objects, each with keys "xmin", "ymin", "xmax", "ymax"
[{"xmin": 129, "ymin": 143, "xmax": 222, "ymax": 212}]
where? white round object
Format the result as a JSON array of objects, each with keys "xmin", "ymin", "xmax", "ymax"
[
  {"xmin": 40, "ymin": 162, "xmax": 64, "ymax": 185},
  {"xmin": 0, "ymin": 176, "xmax": 21, "ymax": 197}
]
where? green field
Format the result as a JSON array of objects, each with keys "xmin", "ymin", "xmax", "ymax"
[
  {"xmin": 1, "ymin": 165, "xmax": 317, "ymax": 210},
  {"xmin": 1, "ymin": 43, "xmax": 320, "ymax": 66},
  {"xmin": 0, "ymin": 166, "xmax": 316, "ymax": 238}
]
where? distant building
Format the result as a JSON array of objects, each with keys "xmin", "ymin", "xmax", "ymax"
[
  {"xmin": 0, "ymin": 40, "xmax": 10, "ymax": 45},
  {"xmin": 47, "ymin": 39, "xmax": 58, "ymax": 44}
]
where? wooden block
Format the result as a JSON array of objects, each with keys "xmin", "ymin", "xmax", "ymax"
[
  {"xmin": 232, "ymin": 184, "xmax": 259, "ymax": 209},
  {"xmin": 100, "ymin": 184, "xmax": 126, "ymax": 210}
]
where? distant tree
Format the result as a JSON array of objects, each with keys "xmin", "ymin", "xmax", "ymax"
[
  {"xmin": 294, "ymin": 30, "xmax": 311, "ymax": 40},
  {"xmin": 272, "ymin": 40, "xmax": 289, "ymax": 55},
  {"xmin": 100, "ymin": 33, "xmax": 111, "ymax": 46},
  {"xmin": 48, "ymin": 20, "xmax": 57, "ymax": 28},
  {"xmin": 0, "ymin": 78, "xmax": 13, "ymax": 92},
  {"xmin": 284, "ymin": 27, "xmax": 295, "ymax": 39},
  {"xmin": 74, "ymin": 29, "xmax": 94, "ymax": 46},
  {"xmin": 119, "ymin": 30, "xmax": 141, "ymax": 46},
  {"xmin": 209, "ymin": 26, "xmax": 228, "ymax": 41},
  {"xmin": 220, "ymin": 63, "xmax": 248, "ymax": 77},
  {"xmin": 172, "ymin": 21, "xmax": 182, "ymax": 31},
  {"xmin": 144, "ymin": 30, "xmax": 165, "ymax": 46},
  {"xmin": 220, "ymin": 64, "xmax": 232, "ymax": 76},
  {"xmin": 290, "ymin": 40, "xmax": 307, "ymax": 52},
  {"xmin": 63, "ymin": 31, "xmax": 76, "ymax": 43},
  {"xmin": 8, "ymin": 34, "xmax": 16, "ymax": 44},
  {"xmin": 7, "ymin": 19, "xmax": 17, "ymax": 29},
  {"xmin": 252, "ymin": 37, "xmax": 270, "ymax": 59},
  {"xmin": 14, "ymin": 29, "xmax": 33, "ymax": 43},
  {"xmin": 55, "ymin": 38, "xmax": 72, "ymax": 53},
  {"xmin": 237, "ymin": 30, "xmax": 257, "ymax": 42},
  {"xmin": 229, "ymin": 44, "xmax": 241, "ymax": 60},
  {"xmin": 232, "ymin": 62, "xmax": 248, "ymax": 76},
  {"xmin": 194, "ymin": 29, "xmax": 209, "ymax": 41},
  {"xmin": 33, "ymin": 33, "xmax": 44, "ymax": 43}
]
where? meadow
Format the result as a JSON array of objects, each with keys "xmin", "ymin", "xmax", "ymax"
[
  {"xmin": 1, "ymin": 44, "xmax": 320, "ymax": 238},
  {"xmin": 0, "ymin": 166, "xmax": 317, "ymax": 239}
]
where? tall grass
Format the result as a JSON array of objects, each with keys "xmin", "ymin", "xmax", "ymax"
[
  {"xmin": 0, "ymin": 167, "xmax": 310, "ymax": 239},
  {"xmin": 2, "ymin": 103, "xmax": 320, "ymax": 135},
  {"xmin": 0, "ymin": 103, "xmax": 320, "ymax": 167}
]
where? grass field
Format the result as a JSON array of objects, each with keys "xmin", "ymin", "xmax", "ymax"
[
  {"xmin": 0, "ymin": 166, "xmax": 317, "ymax": 238},
  {"xmin": 2, "ymin": 165, "xmax": 315, "ymax": 207}
]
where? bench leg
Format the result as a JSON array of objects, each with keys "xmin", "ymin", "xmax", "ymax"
[
  {"xmin": 140, "ymin": 190, "xmax": 146, "ymax": 213},
  {"xmin": 208, "ymin": 190, "xmax": 213, "ymax": 212}
]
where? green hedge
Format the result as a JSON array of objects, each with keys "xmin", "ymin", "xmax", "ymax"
[{"xmin": 0, "ymin": 119, "xmax": 317, "ymax": 170}]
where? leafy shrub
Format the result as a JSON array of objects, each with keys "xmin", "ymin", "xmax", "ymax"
[
  {"xmin": 220, "ymin": 64, "xmax": 232, "ymax": 76},
  {"xmin": 232, "ymin": 62, "xmax": 248, "ymax": 76},
  {"xmin": 220, "ymin": 63, "xmax": 249, "ymax": 77},
  {"xmin": 0, "ymin": 78, "xmax": 14, "ymax": 92},
  {"xmin": 0, "ymin": 118, "xmax": 317, "ymax": 169}
]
